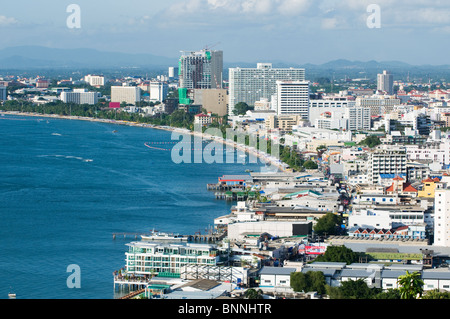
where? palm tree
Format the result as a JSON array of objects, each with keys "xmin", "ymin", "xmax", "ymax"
[{"xmin": 397, "ymin": 271, "xmax": 424, "ymax": 299}]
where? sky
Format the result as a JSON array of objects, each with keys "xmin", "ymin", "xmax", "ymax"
[{"xmin": 1, "ymin": 0, "xmax": 450, "ymax": 65}]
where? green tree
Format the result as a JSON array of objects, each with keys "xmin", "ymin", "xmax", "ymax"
[
  {"xmin": 303, "ymin": 160, "xmax": 318, "ymax": 170},
  {"xmin": 358, "ymin": 135, "xmax": 382, "ymax": 148},
  {"xmin": 333, "ymin": 279, "xmax": 381, "ymax": 299},
  {"xmin": 233, "ymin": 102, "xmax": 252, "ymax": 115},
  {"xmin": 313, "ymin": 213, "xmax": 342, "ymax": 236},
  {"xmin": 244, "ymin": 288, "xmax": 264, "ymax": 299},
  {"xmin": 314, "ymin": 245, "xmax": 361, "ymax": 264},
  {"xmin": 373, "ymin": 289, "xmax": 401, "ymax": 299},
  {"xmin": 290, "ymin": 272, "xmax": 308, "ymax": 293},
  {"xmin": 290, "ymin": 271, "xmax": 326, "ymax": 294},
  {"xmin": 397, "ymin": 271, "xmax": 424, "ymax": 299},
  {"xmin": 422, "ymin": 289, "xmax": 450, "ymax": 299}
]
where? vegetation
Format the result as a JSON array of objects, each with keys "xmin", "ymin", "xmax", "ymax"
[
  {"xmin": 313, "ymin": 213, "xmax": 343, "ymax": 236},
  {"xmin": 290, "ymin": 271, "xmax": 326, "ymax": 295},
  {"xmin": 358, "ymin": 134, "xmax": 382, "ymax": 148},
  {"xmin": 233, "ymin": 102, "xmax": 253, "ymax": 115},
  {"xmin": 314, "ymin": 245, "xmax": 364, "ymax": 264},
  {"xmin": 326, "ymin": 279, "xmax": 381, "ymax": 299},
  {"xmin": 397, "ymin": 271, "xmax": 424, "ymax": 299},
  {"xmin": 244, "ymin": 288, "xmax": 264, "ymax": 299}
]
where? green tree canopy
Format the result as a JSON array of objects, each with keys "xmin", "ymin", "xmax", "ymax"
[
  {"xmin": 327, "ymin": 279, "xmax": 381, "ymax": 299},
  {"xmin": 358, "ymin": 135, "xmax": 382, "ymax": 148},
  {"xmin": 314, "ymin": 245, "xmax": 362, "ymax": 264},
  {"xmin": 233, "ymin": 102, "xmax": 252, "ymax": 115},
  {"xmin": 398, "ymin": 271, "xmax": 424, "ymax": 299},
  {"xmin": 290, "ymin": 271, "xmax": 326, "ymax": 295},
  {"xmin": 313, "ymin": 212, "xmax": 342, "ymax": 236}
]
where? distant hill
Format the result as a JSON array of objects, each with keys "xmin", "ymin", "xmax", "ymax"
[{"xmin": 0, "ymin": 46, "xmax": 178, "ymax": 69}]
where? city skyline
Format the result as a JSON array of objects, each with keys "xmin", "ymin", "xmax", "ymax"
[{"xmin": 0, "ymin": 1, "xmax": 450, "ymax": 66}]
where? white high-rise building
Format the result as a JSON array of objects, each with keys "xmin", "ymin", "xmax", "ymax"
[
  {"xmin": 377, "ymin": 70, "xmax": 394, "ymax": 95},
  {"xmin": 84, "ymin": 75, "xmax": 105, "ymax": 87},
  {"xmin": 228, "ymin": 63, "xmax": 305, "ymax": 115},
  {"xmin": 149, "ymin": 81, "xmax": 168, "ymax": 102},
  {"xmin": 111, "ymin": 85, "xmax": 141, "ymax": 105},
  {"xmin": 345, "ymin": 107, "xmax": 371, "ymax": 131},
  {"xmin": 434, "ymin": 188, "xmax": 450, "ymax": 247},
  {"xmin": 276, "ymin": 81, "xmax": 310, "ymax": 120},
  {"xmin": 60, "ymin": 89, "xmax": 98, "ymax": 105},
  {"xmin": 368, "ymin": 148, "xmax": 407, "ymax": 184},
  {"xmin": 179, "ymin": 49, "xmax": 223, "ymax": 90}
]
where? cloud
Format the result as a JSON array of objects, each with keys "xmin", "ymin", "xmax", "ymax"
[{"xmin": 0, "ymin": 15, "xmax": 18, "ymax": 26}]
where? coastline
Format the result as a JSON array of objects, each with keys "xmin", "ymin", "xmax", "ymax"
[{"xmin": 0, "ymin": 110, "xmax": 288, "ymax": 172}]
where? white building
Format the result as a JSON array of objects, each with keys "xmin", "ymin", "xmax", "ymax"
[
  {"xmin": 149, "ymin": 81, "xmax": 168, "ymax": 102},
  {"xmin": 308, "ymin": 97, "xmax": 353, "ymax": 124},
  {"xmin": 368, "ymin": 148, "xmax": 408, "ymax": 184},
  {"xmin": 60, "ymin": 89, "xmax": 98, "ymax": 105},
  {"xmin": 276, "ymin": 81, "xmax": 310, "ymax": 119},
  {"xmin": 377, "ymin": 70, "xmax": 394, "ymax": 95},
  {"xmin": 345, "ymin": 106, "xmax": 371, "ymax": 131},
  {"xmin": 111, "ymin": 85, "xmax": 141, "ymax": 105},
  {"xmin": 228, "ymin": 63, "xmax": 305, "ymax": 115},
  {"xmin": 434, "ymin": 188, "xmax": 450, "ymax": 247},
  {"xmin": 84, "ymin": 75, "xmax": 105, "ymax": 87},
  {"xmin": 355, "ymin": 96, "xmax": 401, "ymax": 116}
]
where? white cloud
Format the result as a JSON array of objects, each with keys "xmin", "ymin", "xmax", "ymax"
[{"xmin": 0, "ymin": 15, "xmax": 18, "ymax": 26}]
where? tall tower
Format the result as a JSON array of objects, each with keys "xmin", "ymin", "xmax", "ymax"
[
  {"xmin": 377, "ymin": 70, "xmax": 394, "ymax": 95},
  {"xmin": 276, "ymin": 80, "xmax": 310, "ymax": 120},
  {"xmin": 178, "ymin": 49, "xmax": 223, "ymax": 90}
]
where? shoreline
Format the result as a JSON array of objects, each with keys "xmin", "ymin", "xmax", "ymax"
[{"xmin": 0, "ymin": 110, "xmax": 288, "ymax": 172}]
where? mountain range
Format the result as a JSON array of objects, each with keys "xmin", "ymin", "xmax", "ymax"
[{"xmin": 0, "ymin": 46, "xmax": 449, "ymax": 78}]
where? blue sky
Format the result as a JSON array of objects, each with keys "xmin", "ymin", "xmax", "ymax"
[{"xmin": 1, "ymin": 0, "xmax": 450, "ymax": 65}]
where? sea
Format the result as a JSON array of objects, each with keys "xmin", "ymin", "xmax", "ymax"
[{"xmin": 0, "ymin": 114, "xmax": 265, "ymax": 299}]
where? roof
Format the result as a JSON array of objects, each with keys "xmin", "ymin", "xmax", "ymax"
[
  {"xmin": 259, "ymin": 266, "xmax": 296, "ymax": 276},
  {"xmin": 422, "ymin": 271, "xmax": 450, "ymax": 280},
  {"xmin": 179, "ymin": 279, "xmax": 221, "ymax": 291}
]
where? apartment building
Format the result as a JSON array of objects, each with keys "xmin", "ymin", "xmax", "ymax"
[
  {"xmin": 434, "ymin": 188, "xmax": 450, "ymax": 247},
  {"xmin": 368, "ymin": 148, "xmax": 408, "ymax": 184}
]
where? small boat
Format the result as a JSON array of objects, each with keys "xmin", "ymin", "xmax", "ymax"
[
  {"xmin": 112, "ymin": 130, "xmax": 118, "ymax": 133},
  {"xmin": 141, "ymin": 230, "xmax": 187, "ymax": 242},
  {"xmin": 8, "ymin": 287, "xmax": 16, "ymax": 299}
]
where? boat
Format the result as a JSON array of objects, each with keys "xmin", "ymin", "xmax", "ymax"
[
  {"xmin": 8, "ymin": 287, "xmax": 16, "ymax": 299},
  {"xmin": 141, "ymin": 230, "xmax": 187, "ymax": 242}
]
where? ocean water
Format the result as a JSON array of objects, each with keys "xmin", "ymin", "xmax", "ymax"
[{"xmin": 0, "ymin": 114, "xmax": 264, "ymax": 299}]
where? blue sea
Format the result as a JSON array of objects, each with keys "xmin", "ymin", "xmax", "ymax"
[{"xmin": 0, "ymin": 114, "xmax": 264, "ymax": 299}]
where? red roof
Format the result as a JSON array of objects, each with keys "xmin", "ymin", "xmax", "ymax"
[
  {"xmin": 422, "ymin": 178, "xmax": 435, "ymax": 183},
  {"xmin": 393, "ymin": 175, "xmax": 404, "ymax": 181}
]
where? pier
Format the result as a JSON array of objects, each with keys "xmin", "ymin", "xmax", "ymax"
[
  {"xmin": 112, "ymin": 232, "xmax": 147, "ymax": 240},
  {"xmin": 113, "ymin": 231, "xmax": 227, "ymax": 243}
]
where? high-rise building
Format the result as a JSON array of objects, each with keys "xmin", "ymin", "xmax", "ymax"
[
  {"xmin": 178, "ymin": 49, "xmax": 223, "ymax": 90},
  {"xmin": 149, "ymin": 81, "xmax": 168, "ymax": 102},
  {"xmin": 377, "ymin": 70, "xmax": 394, "ymax": 95},
  {"xmin": 168, "ymin": 67, "xmax": 179, "ymax": 80},
  {"xmin": 0, "ymin": 86, "xmax": 7, "ymax": 101},
  {"xmin": 434, "ymin": 188, "xmax": 450, "ymax": 247},
  {"xmin": 228, "ymin": 63, "xmax": 305, "ymax": 115},
  {"xmin": 345, "ymin": 106, "xmax": 371, "ymax": 131},
  {"xmin": 84, "ymin": 75, "xmax": 105, "ymax": 87},
  {"xmin": 276, "ymin": 81, "xmax": 310, "ymax": 120},
  {"xmin": 368, "ymin": 148, "xmax": 407, "ymax": 184},
  {"xmin": 60, "ymin": 89, "xmax": 98, "ymax": 105},
  {"xmin": 111, "ymin": 85, "xmax": 141, "ymax": 105}
]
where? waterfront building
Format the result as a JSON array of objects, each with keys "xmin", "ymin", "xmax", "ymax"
[
  {"xmin": 192, "ymin": 88, "xmax": 228, "ymax": 116},
  {"xmin": 60, "ymin": 89, "xmax": 99, "ymax": 105},
  {"xmin": 111, "ymin": 85, "xmax": 141, "ymax": 105},
  {"xmin": 434, "ymin": 188, "xmax": 450, "ymax": 247},
  {"xmin": 178, "ymin": 49, "xmax": 223, "ymax": 90},
  {"xmin": 123, "ymin": 241, "xmax": 228, "ymax": 278},
  {"xmin": 0, "ymin": 86, "xmax": 7, "ymax": 101},
  {"xmin": 377, "ymin": 70, "xmax": 394, "ymax": 95},
  {"xmin": 228, "ymin": 63, "xmax": 305, "ymax": 115},
  {"xmin": 149, "ymin": 81, "xmax": 168, "ymax": 102}
]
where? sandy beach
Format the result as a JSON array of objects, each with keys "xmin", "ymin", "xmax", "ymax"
[{"xmin": 0, "ymin": 110, "xmax": 288, "ymax": 172}]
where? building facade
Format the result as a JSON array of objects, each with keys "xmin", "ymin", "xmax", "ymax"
[
  {"xmin": 178, "ymin": 49, "xmax": 223, "ymax": 90},
  {"xmin": 228, "ymin": 63, "xmax": 305, "ymax": 115},
  {"xmin": 377, "ymin": 70, "xmax": 394, "ymax": 95},
  {"xmin": 60, "ymin": 89, "xmax": 98, "ymax": 105},
  {"xmin": 434, "ymin": 188, "xmax": 450, "ymax": 247},
  {"xmin": 276, "ymin": 81, "xmax": 310, "ymax": 119},
  {"xmin": 111, "ymin": 85, "xmax": 141, "ymax": 105}
]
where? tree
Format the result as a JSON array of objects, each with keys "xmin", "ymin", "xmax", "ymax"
[
  {"xmin": 397, "ymin": 271, "xmax": 424, "ymax": 299},
  {"xmin": 313, "ymin": 213, "xmax": 342, "ymax": 236},
  {"xmin": 314, "ymin": 245, "xmax": 361, "ymax": 264},
  {"xmin": 290, "ymin": 271, "xmax": 326, "ymax": 294},
  {"xmin": 332, "ymin": 279, "xmax": 381, "ymax": 299},
  {"xmin": 233, "ymin": 102, "xmax": 252, "ymax": 115},
  {"xmin": 244, "ymin": 288, "xmax": 264, "ymax": 299},
  {"xmin": 358, "ymin": 135, "xmax": 382, "ymax": 148},
  {"xmin": 303, "ymin": 160, "xmax": 318, "ymax": 169},
  {"xmin": 422, "ymin": 289, "xmax": 450, "ymax": 299}
]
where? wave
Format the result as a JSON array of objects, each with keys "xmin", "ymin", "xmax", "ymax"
[{"xmin": 37, "ymin": 154, "xmax": 93, "ymax": 163}]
